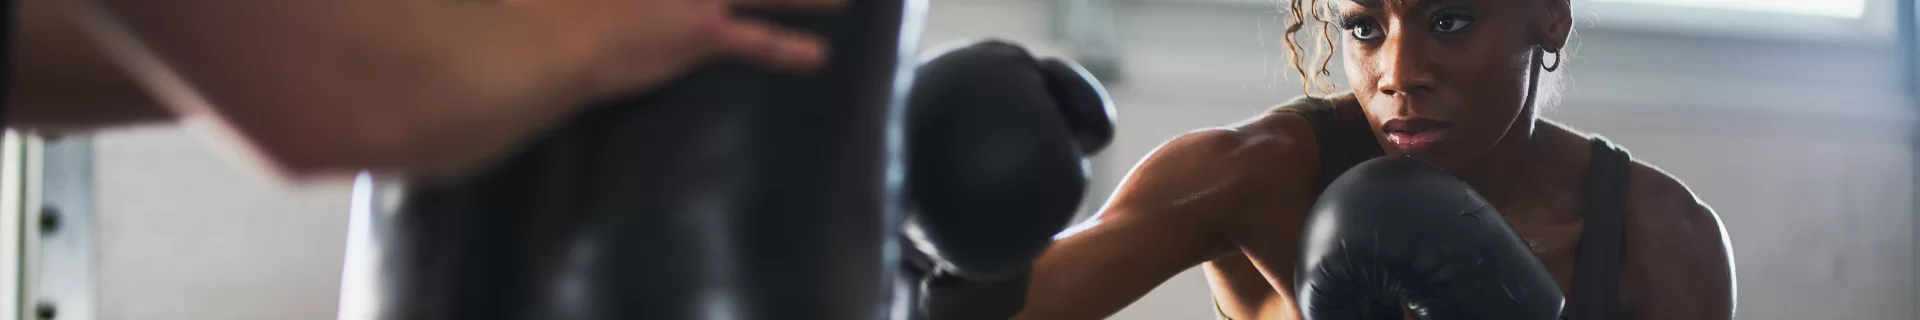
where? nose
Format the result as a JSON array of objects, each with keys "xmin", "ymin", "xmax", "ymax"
[{"xmin": 1375, "ymin": 30, "xmax": 1435, "ymax": 96}]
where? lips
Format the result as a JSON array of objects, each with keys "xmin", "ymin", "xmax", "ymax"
[{"xmin": 1382, "ymin": 118, "xmax": 1451, "ymax": 155}]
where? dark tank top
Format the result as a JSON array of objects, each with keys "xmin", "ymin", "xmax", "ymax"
[{"xmin": 1212, "ymin": 96, "xmax": 1629, "ymax": 320}]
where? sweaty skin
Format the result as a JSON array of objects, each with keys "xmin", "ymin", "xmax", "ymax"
[{"xmin": 1012, "ymin": 0, "xmax": 1735, "ymax": 319}]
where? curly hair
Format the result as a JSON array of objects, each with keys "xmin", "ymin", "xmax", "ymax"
[{"xmin": 1281, "ymin": 0, "xmax": 1339, "ymax": 96}]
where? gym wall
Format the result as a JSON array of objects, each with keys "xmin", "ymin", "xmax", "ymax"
[
  {"xmin": 95, "ymin": 126, "xmax": 352, "ymax": 320},
  {"xmin": 84, "ymin": 0, "xmax": 1913, "ymax": 319}
]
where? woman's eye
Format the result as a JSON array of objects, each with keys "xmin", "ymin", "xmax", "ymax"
[
  {"xmin": 1349, "ymin": 22, "xmax": 1384, "ymax": 40},
  {"xmin": 1431, "ymin": 14, "xmax": 1473, "ymax": 33}
]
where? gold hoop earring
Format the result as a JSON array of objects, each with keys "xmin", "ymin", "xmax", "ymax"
[{"xmin": 1542, "ymin": 50, "xmax": 1562, "ymax": 72}]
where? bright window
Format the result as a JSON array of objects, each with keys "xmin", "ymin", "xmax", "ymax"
[{"xmin": 1594, "ymin": 0, "xmax": 1867, "ymax": 19}]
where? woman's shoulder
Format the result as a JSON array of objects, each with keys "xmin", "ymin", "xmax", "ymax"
[
  {"xmin": 1152, "ymin": 95, "xmax": 1332, "ymax": 176},
  {"xmin": 1533, "ymin": 125, "xmax": 1732, "ymax": 315},
  {"xmin": 1103, "ymin": 97, "xmax": 1328, "ymax": 232},
  {"xmin": 1552, "ymin": 128, "xmax": 1721, "ymax": 238},
  {"xmin": 1614, "ymin": 153, "xmax": 1737, "ymax": 317},
  {"xmin": 1232, "ymin": 92, "xmax": 1357, "ymax": 152},
  {"xmin": 1610, "ymin": 146, "xmax": 1724, "ymax": 246},
  {"xmin": 1118, "ymin": 96, "xmax": 1332, "ymax": 208},
  {"xmin": 1621, "ymin": 155, "xmax": 1728, "ymax": 251}
]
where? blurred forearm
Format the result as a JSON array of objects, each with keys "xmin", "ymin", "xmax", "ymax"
[
  {"xmin": 53, "ymin": 0, "xmax": 589, "ymax": 178},
  {"xmin": 6, "ymin": 0, "xmax": 170, "ymax": 130}
]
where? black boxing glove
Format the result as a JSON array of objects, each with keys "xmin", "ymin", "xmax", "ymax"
[
  {"xmin": 1295, "ymin": 157, "xmax": 1564, "ymax": 320},
  {"xmin": 899, "ymin": 236, "xmax": 1035, "ymax": 320},
  {"xmin": 898, "ymin": 39, "xmax": 1116, "ymax": 320},
  {"xmin": 902, "ymin": 39, "xmax": 1114, "ymax": 280}
]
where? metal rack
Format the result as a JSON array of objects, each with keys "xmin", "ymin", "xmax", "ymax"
[{"xmin": 0, "ymin": 133, "xmax": 97, "ymax": 320}]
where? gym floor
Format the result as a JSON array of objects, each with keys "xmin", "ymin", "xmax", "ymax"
[{"xmin": 89, "ymin": 1, "xmax": 1914, "ymax": 319}]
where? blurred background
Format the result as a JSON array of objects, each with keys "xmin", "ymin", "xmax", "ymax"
[{"xmin": 24, "ymin": 0, "xmax": 1917, "ymax": 319}]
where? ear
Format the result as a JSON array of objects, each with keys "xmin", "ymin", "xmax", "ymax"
[{"xmin": 1539, "ymin": 0, "xmax": 1572, "ymax": 52}]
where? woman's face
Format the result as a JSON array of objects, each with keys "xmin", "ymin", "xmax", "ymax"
[{"xmin": 1336, "ymin": 0, "xmax": 1564, "ymax": 168}]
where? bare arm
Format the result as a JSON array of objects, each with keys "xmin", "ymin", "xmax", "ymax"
[
  {"xmin": 47, "ymin": 0, "xmax": 838, "ymax": 179},
  {"xmin": 7, "ymin": 0, "xmax": 167, "ymax": 130},
  {"xmin": 1014, "ymin": 126, "xmax": 1308, "ymax": 320},
  {"xmin": 1624, "ymin": 164, "xmax": 1736, "ymax": 320}
]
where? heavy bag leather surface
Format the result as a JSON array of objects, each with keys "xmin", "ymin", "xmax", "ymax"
[{"xmin": 339, "ymin": 1, "xmax": 923, "ymax": 319}]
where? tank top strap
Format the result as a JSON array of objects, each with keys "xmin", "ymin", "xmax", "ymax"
[
  {"xmin": 1567, "ymin": 136, "xmax": 1632, "ymax": 320},
  {"xmin": 1270, "ymin": 95, "xmax": 1384, "ymax": 190}
]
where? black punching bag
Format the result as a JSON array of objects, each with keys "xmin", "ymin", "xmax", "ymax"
[
  {"xmin": 337, "ymin": 1, "xmax": 926, "ymax": 319},
  {"xmin": 1295, "ymin": 156, "xmax": 1564, "ymax": 320}
]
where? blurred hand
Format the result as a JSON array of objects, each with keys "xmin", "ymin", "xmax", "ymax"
[
  {"xmin": 540, "ymin": 0, "xmax": 846, "ymax": 98},
  {"xmin": 68, "ymin": 0, "xmax": 848, "ymax": 180}
]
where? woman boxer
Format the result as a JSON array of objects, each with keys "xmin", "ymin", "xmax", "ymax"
[{"xmin": 1012, "ymin": 0, "xmax": 1734, "ymax": 319}]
